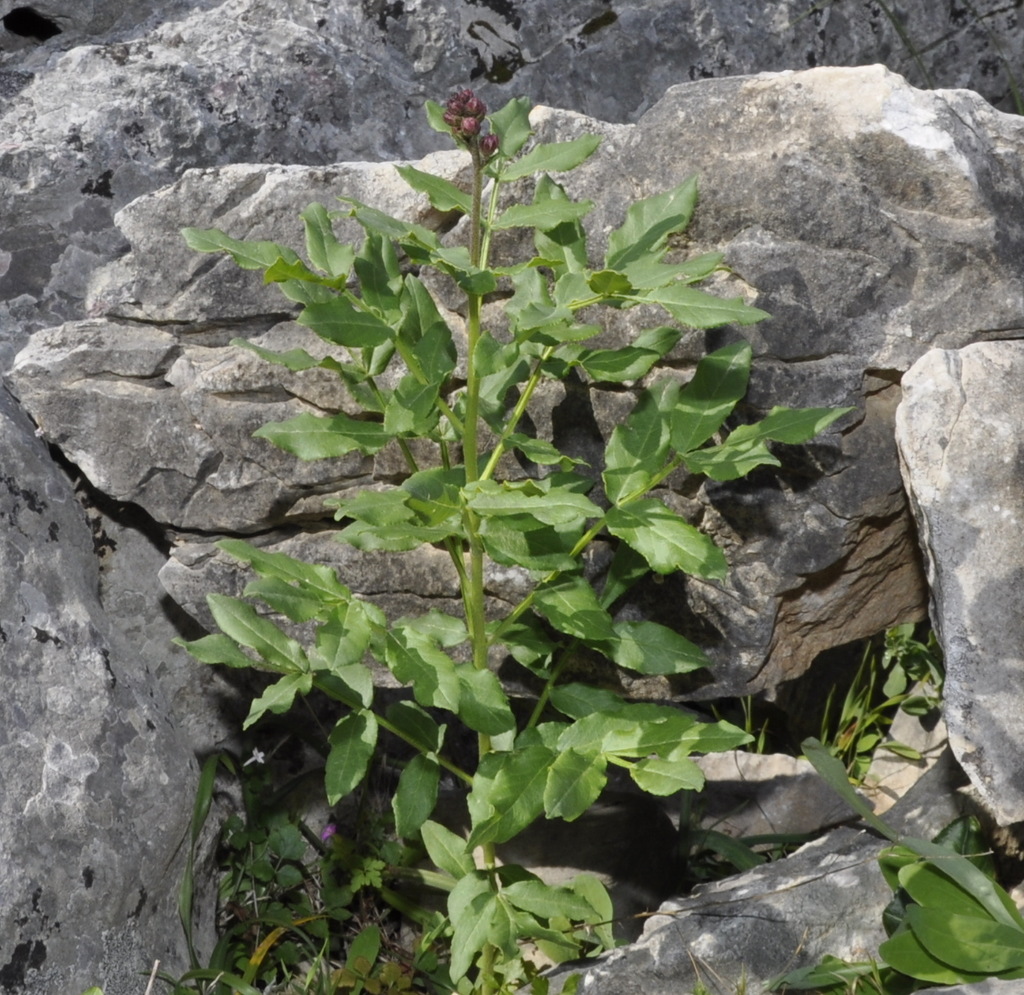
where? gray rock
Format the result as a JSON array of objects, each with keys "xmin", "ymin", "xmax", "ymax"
[
  {"xmin": 896, "ymin": 342, "xmax": 1024, "ymax": 826},
  {"xmin": 16, "ymin": 65, "xmax": 1024, "ymax": 695},
  {"xmin": 0, "ymin": 384, "xmax": 203, "ymax": 994}
]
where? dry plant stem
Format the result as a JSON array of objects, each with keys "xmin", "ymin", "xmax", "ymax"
[{"xmin": 143, "ymin": 960, "xmax": 160, "ymax": 995}]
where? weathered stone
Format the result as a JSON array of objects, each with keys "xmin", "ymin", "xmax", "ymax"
[
  {"xmin": 0, "ymin": 384, "xmax": 204, "ymax": 994},
  {"xmin": 896, "ymin": 342, "xmax": 1024, "ymax": 825},
  {"xmin": 17, "ymin": 65, "xmax": 1024, "ymax": 695}
]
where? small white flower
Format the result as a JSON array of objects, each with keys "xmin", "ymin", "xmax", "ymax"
[{"xmin": 242, "ymin": 748, "xmax": 266, "ymax": 767}]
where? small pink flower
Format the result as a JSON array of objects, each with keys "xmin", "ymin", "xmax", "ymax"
[{"xmin": 320, "ymin": 823, "xmax": 338, "ymax": 843}]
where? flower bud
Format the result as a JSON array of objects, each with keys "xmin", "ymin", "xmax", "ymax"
[
  {"xmin": 464, "ymin": 95, "xmax": 486, "ymax": 118},
  {"xmin": 461, "ymin": 116, "xmax": 480, "ymax": 136},
  {"xmin": 480, "ymin": 133, "xmax": 499, "ymax": 158}
]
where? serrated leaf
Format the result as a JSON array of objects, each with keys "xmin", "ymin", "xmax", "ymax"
[
  {"xmin": 605, "ymin": 176, "xmax": 698, "ymax": 270},
  {"xmin": 493, "ymin": 199, "xmax": 594, "ymax": 232},
  {"xmin": 467, "ymin": 746, "xmax": 553, "ymax": 846},
  {"xmin": 422, "ymin": 819, "xmax": 474, "ymax": 878},
  {"xmin": 671, "ymin": 341, "xmax": 752, "ymax": 453},
  {"xmin": 395, "ymin": 163, "xmax": 472, "ymax": 214},
  {"xmin": 384, "ymin": 628, "xmax": 461, "ymax": 714},
  {"xmin": 300, "ymin": 202, "xmax": 355, "ymax": 279},
  {"xmin": 244, "ymin": 672, "xmax": 313, "ymax": 729},
  {"xmin": 602, "ymin": 380, "xmax": 677, "ymax": 504},
  {"xmin": 325, "ymin": 710, "xmax": 378, "ymax": 805},
  {"xmin": 631, "ymin": 756, "xmax": 705, "ymax": 795},
  {"xmin": 532, "ymin": 575, "xmax": 617, "ymax": 643},
  {"xmin": 254, "ymin": 411, "xmax": 389, "ymax": 459},
  {"xmin": 543, "ymin": 749, "xmax": 606, "ymax": 820},
  {"xmin": 298, "ymin": 295, "xmax": 394, "ymax": 348},
  {"xmin": 207, "ymin": 593, "xmax": 307, "ymax": 671},
  {"xmin": 499, "ymin": 135, "xmax": 601, "ymax": 182},
  {"xmin": 455, "ymin": 667, "xmax": 516, "ymax": 735},
  {"xmin": 607, "ymin": 619, "xmax": 710, "ymax": 674},
  {"xmin": 393, "ymin": 754, "xmax": 441, "ymax": 837},
  {"xmin": 181, "ymin": 227, "xmax": 300, "ymax": 269},
  {"xmin": 605, "ymin": 498, "xmax": 727, "ymax": 579}
]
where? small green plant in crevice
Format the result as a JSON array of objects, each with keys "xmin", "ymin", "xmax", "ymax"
[
  {"xmin": 176, "ymin": 88, "xmax": 852, "ymax": 993},
  {"xmin": 771, "ymin": 740, "xmax": 1024, "ymax": 994},
  {"xmin": 818, "ymin": 624, "xmax": 944, "ymax": 783}
]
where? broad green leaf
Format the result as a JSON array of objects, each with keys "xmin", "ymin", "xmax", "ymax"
[
  {"xmin": 337, "ymin": 519, "xmax": 460, "ymax": 552},
  {"xmin": 607, "ymin": 619, "xmax": 710, "ymax": 674},
  {"xmin": 300, "ymin": 202, "xmax": 354, "ymax": 279},
  {"xmin": 638, "ymin": 283, "xmax": 770, "ymax": 328},
  {"xmin": 505, "ymin": 433, "xmax": 584, "ymax": 467},
  {"xmin": 243, "ymin": 576, "xmax": 325, "ymax": 623},
  {"xmin": 244, "ymin": 672, "xmax": 313, "ymax": 729},
  {"xmin": 879, "ymin": 927, "xmax": 989, "ymax": 984},
  {"xmin": 682, "ymin": 438, "xmax": 780, "ymax": 481},
  {"xmin": 174, "ymin": 632, "xmax": 255, "ymax": 669},
  {"xmin": 333, "ymin": 487, "xmax": 413, "ymax": 526},
  {"xmin": 898, "ymin": 861, "xmax": 997, "ymax": 923},
  {"xmin": 399, "ymin": 276, "xmax": 457, "ymax": 383},
  {"xmin": 623, "ymin": 251, "xmax": 724, "ymax": 289},
  {"xmin": 602, "ymin": 379, "xmax": 677, "ymax": 504},
  {"xmin": 393, "ymin": 754, "xmax": 440, "ymax": 837},
  {"xmin": 494, "ymin": 616, "xmax": 557, "ymax": 670},
  {"xmin": 548, "ymin": 683, "xmax": 625, "ymax": 719},
  {"xmin": 339, "ymin": 198, "xmax": 441, "ymax": 250},
  {"xmin": 312, "ymin": 604, "xmax": 376, "ymax": 689},
  {"xmin": 357, "ymin": 228, "xmax": 408, "ymax": 320},
  {"xmin": 532, "ymin": 575, "xmax": 617, "ymax": 643},
  {"xmin": 394, "ymin": 163, "xmax": 472, "ymax": 214},
  {"xmin": 424, "ymin": 99, "xmax": 449, "ymax": 134},
  {"xmin": 532, "ymin": 175, "xmax": 588, "ymax": 273},
  {"xmin": 325, "ymin": 710, "xmax": 378, "ymax": 805},
  {"xmin": 207, "ymin": 593, "xmax": 307, "ymax": 671},
  {"xmin": 479, "ymin": 517, "xmax": 579, "ymax": 572},
  {"xmin": 724, "ymin": 406, "xmax": 853, "ymax": 446},
  {"xmin": 467, "ymin": 746, "xmax": 554, "ymax": 846},
  {"xmin": 384, "ymin": 374, "xmax": 440, "ymax": 436},
  {"xmin": 499, "ymin": 135, "xmax": 601, "ymax": 181},
  {"xmin": 429, "ymin": 245, "xmax": 498, "ymax": 295},
  {"xmin": 543, "ymin": 749, "xmax": 606, "ymax": 820},
  {"xmin": 466, "ymin": 479, "xmax": 602, "ymax": 527},
  {"xmin": 587, "ymin": 268, "xmax": 632, "ymax": 297},
  {"xmin": 502, "ymin": 879, "xmax": 599, "ymax": 921},
  {"xmin": 605, "ymin": 176, "xmax": 698, "ymax": 270},
  {"xmin": 455, "ymin": 667, "xmax": 516, "ymax": 735},
  {"xmin": 493, "ymin": 199, "xmax": 594, "ymax": 232},
  {"xmin": 448, "ymin": 874, "xmax": 502, "ymax": 981},
  {"xmin": 263, "ymin": 255, "xmax": 335, "ymax": 287},
  {"xmin": 384, "ymin": 628, "xmax": 461, "ymax": 714},
  {"xmin": 181, "ymin": 227, "xmax": 300, "ymax": 269},
  {"xmin": 599, "ymin": 541, "xmax": 650, "ymax": 609},
  {"xmin": 218, "ymin": 538, "xmax": 351, "ymax": 602},
  {"xmin": 671, "ymin": 341, "xmax": 752, "ymax": 453},
  {"xmin": 298, "ymin": 296, "xmax": 394, "ymax": 348},
  {"xmin": 672, "ymin": 718, "xmax": 752, "ymax": 756},
  {"xmin": 421, "ymin": 819, "xmax": 474, "ymax": 878},
  {"xmin": 345, "ymin": 926, "xmax": 382, "ymax": 975},
  {"xmin": 231, "ymin": 339, "xmax": 321, "ymax": 371},
  {"xmin": 579, "ymin": 326, "xmax": 682, "ymax": 383},
  {"xmin": 631, "ymin": 756, "xmax": 705, "ymax": 795},
  {"xmin": 488, "ymin": 95, "xmax": 533, "ymax": 158},
  {"xmin": 605, "ymin": 498, "xmax": 728, "ymax": 579},
  {"xmin": 402, "ymin": 466, "xmax": 465, "ymax": 526},
  {"xmin": 254, "ymin": 411, "xmax": 389, "ymax": 459},
  {"xmin": 572, "ymin": 874, "xmax": 615, "ymax": 948},
  {"xmin": 386, "ymin": 699, "xmax": 444, "ymax": 754}
]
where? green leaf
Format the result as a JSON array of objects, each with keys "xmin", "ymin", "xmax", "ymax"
[
  {"xmin": 493, "ymin": 199, "xmax": 594, "ymax": 232},
  {"xmin": 631, "ymin": 756, "xmax": 705, "ymax": 795},
  {"xmin": 543, "ymin": 749, "xmax": 606, "ymax": 821},
  {"xmin": 455, "ymin": 667, "xmax": 516, "ymax": 736},
  {"xmin": 578, "ymin": 326, "xmax": 682, "ymax": 383},
  {"xmin": 218, "ymin": 538, "xmax": 351, "ymax": 602},
  {"xmin": 254, "ymin": 411, "xmax": 389, "ymax": 459},
  {"xmin": 385, "ymin": 699, "xmax": 444, "ymax": 754},
  {"xmin": 673, "ymin": 718, "xmax": 753, "ymax": 755},
  {"xmin": 466, "ymin": 479, "xmax": 602, "ymax": 527},
  {"xmin": 479, "ymin": 517, "xmax": 579, "ymax": 572},
  {"xmin": 605, "ymin": 176, "xmax": 698, "ymax": 270},
  {"xmin": 502, "ymin": 879, "xmax": 599, "ymax": 921},
  {"xmin": 682, "ymin": 438, "xmax": 781, "ymax": 481},
  {"xmin": 263, "ymin": 255, "xmax": 334, "ymax": 287},
  {"xmin": 181, "ymin": 227, "xmax": 300, "ymax": 269},
  {"xmin": 399, "ymin": 276, "xmax": 457, "ymax": 382},
  {"xmin": 548, "ymin": 683, "xmax": 624, "ymax": 719},
  {"xmin": 624, "ymin": 251, "xmax": 724, "ymax": 289},
  {"xmin": 424, "ymin": 99, "xmax": 449, "ymax": 134},
  {"xmin": 505, "ymin": 433, "xmax": 584, "ymax": 468},
  {"xmin": 724, "ymin": 406, "xmax": 853, "ymax": 446},
  {"xmin": 421, "ymin": 819, "xmax": 474, "ymax": 878},
  {"xmin": 325, "ymin": 710, "xmax": 379, "ymax": 805},
  {"xmin": 244, "ymin": 671, "xmax": 313, "ymax": 729},
  {"xmin": 532, "ymin": 575, "xmax": 617, "ymax": 643},
  {"xmin": 337, "ymin": 519, "xmax": 460, "ymax": 552},
  {"xmin": 298, "ymin": 295, "xmax": 394, "ymax": 348},
  {"xmin": 499, "ymin": 135, "xmax": 602, "ymax": 182},
  {"xmin": 607, "ymin": 619, "xmax": 710, "ymax": 675},
  {"xmin": 395, "ymin": 163, "xmax": 472, "ymax": 214},
  {"xmin": 448, "ymin": 874, "xmax": 501, "ymax": 981},
  {"xmin": 243, "ymin": 576, "xmax": 326, "ymax": 623},
  {"xmin": 467, "ymin": 746, "xmax": 555, "ymax": 846},
  {"xmin": 231, "ymin": 339, "xmax": 322, "ymax": 371},
  {"xmin": 300, "ymin": 202, "xmax": 355, "ymax": 279},
  {"xmin": 488, "ymin": 96, "xmax": 533, "ymax": 158},
  {"xmin": 384, "ymin": 628, "xmax": 461, "ymax": 714},
  {"xmin": 384, "ymin": 374, "xmax": 440, "ymax": 436},
  {"xmin": 605, "ymin": 498, "xmax": 728, "ymax": 579},
  {"xmin": 175, "ymin": 632, "xmax": 255, "ymax": 669},
  {"xmin": 532, "ymin": 176, "xmax": 589, "ymax": 273},
  {"xmin": 393, "ymin": 754, "xmax": 440, "ymax": 837},
  {"xmin": 599, "ymin": 541, "xmax": 650, "ymax": 609},
  {"xmin": 207, "ymin": 593, "xmax": 307, "ymax": 672},
  {"xmin": 602, "ymin": 379, "xmax": 677, "ymax": 504},
  {"xmin": 638, "ymin": 283, "xmax": 770, "ymax": 328},
  {"xmin": 671, "ymin": 341, "xmax": 752, "ymax": 453}
]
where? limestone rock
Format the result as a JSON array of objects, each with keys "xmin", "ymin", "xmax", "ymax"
[
  {"xmin": 0, "ymin": 385, "xmax": 204, "ymax": 994},
  {"xmin": 896, "ymin": 342, "xmax": 1024, "ymax": 825}
]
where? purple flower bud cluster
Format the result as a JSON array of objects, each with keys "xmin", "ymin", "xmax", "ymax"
[{"xmin": 443, "ymin": 89, "xmax": 499, "ymax": 160}]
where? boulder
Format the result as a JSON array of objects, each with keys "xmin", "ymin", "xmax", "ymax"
[
  {"xmin": 896, "ymin": 342, "xmax": 1024, "ymax": 826},
  {"xmin": 15, "ymin": 64, "xmax": 1024, "ymax": 697},
  {"xmin": 0, "ymin": 384, "xmax": 205, "ymax": 994}
]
